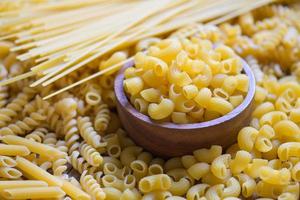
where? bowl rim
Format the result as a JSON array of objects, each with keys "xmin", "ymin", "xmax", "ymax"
[{"xmin": 114, "ymin": 58, "xmax": 256, "ymax": 130}]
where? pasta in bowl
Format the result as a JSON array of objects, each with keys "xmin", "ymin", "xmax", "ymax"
[{"xmin": 115, "ymin": 38, "xmax": 255, "ymax": 157}]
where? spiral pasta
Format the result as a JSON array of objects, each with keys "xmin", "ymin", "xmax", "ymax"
[
  {"xmin": 0, "ymin": 110, "xmax": 46, "ymax": 136},
  {"xmin": 43, "ymin": 103, "xmax": 63, "ymax": 136},
  {"xmin": 39, "ymin": 161, "xmax": 52, "ymax": 171},
  {"xmin": 80, "ymin": 143, "xmax": 103, "ymax": 167},
  {"xmin": 80, "ymin": 170, "xmax": 106, "ymax": 200},
  {"xmin": 52, "ymin": 141, "xmax": 68, "ymax": 177},
  {"xmin": 56, "ymin": 98, "xmax": 81, "ymax": 154},
  {"xmin": 0, "ymin": 85, "xmax": 8, "ymax": 108},
  {"xmin": 25, "ymin": 128, "xmax": 48, "ymax": 143},
  {"xmin": 22, "ymin": 95, "xmax": 44, "ymax": 117},
  {"xmin": 63, "ymin": 114, "xmax": 80, "ymax": 154},
  {"xmin": 0, "ymin": 87, "xmax": 36, "ymax": 127},
  {"xmin": 94, "ymin": 103, "xmax": 110, "ymax": 133},
  {"xmin": 43, "ymin": 133, "xmax": 57, "ymax": 147},
  {"xmin": 78, "ymin": 116, "xmax": 105, "ymax": 149},
  {"xmin": 56, "ymin": 140, "xmax": 69, "ymax": 154},
  {"xmin": 53, "ymin": 157, "xmax": 68, "ymax": 177},
  {"xmin": 69, "ymin": 150, "xmax": 97, "ymax": 174},
  {"xmin": 0, "ymin": 64, "xmax": 8, "ymax": 108}
]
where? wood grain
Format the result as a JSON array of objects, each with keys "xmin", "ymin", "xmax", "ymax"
[{"xmin": 115, "ymin": 60, "xmax": 256, "ymax": 157}]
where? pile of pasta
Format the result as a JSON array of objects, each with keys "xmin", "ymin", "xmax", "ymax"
[
  {"xmin": 0, "ymin": 0, "xmax": 274, "ymax": 100},
  {"xmin": 124, "ymin": 38, "xmax": 249, "ymax": 123},
  {"xmin": 0, "ymin": 3, "xmax": 300, "ymax": 200}
]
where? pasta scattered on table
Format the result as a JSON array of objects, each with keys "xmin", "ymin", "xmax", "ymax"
[{"xmin": 0, "ymin": 3, "xmax": 300, "ymax": 200}]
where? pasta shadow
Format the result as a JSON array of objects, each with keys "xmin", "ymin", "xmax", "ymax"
[{"xmin": 114, "ymin": 60, "xmax": 256, "ymax": 157}]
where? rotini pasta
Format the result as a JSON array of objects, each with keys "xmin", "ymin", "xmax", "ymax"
[
  {"xmin": 0, "ymin": 110, "xmax": 46, "ymax": 136},
  {"xmin": 69, "ymin": 151, "xmax": 97, "ymax": 174},
  {"xmin": 0, "ymin": 87, "xmax": 36, "ymax": 127},
  {"xmin": 80, "ymin": 170, "xmax": 106, "ymax": 200},
  {"xmin": 78, "ymin": 116, "xmax": 106, "ymax": 149},
  {"xmin": 94, "ymin": 103, "xmax": 110, "ymax": 133},
  {"xmin": 80, "ymin": 143, "xmax": 103, "ymax": 167}
]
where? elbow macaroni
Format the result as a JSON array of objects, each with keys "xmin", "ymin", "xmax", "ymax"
[
  {"xmin": 124, "ymin": 38, "xmax": 249, "ymax": 123},
  {"xmin": 139, "ymin": 174, "xmax": 172, "ymax": 193}
]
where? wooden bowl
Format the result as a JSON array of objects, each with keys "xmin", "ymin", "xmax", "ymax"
[{"xmin": 114, "ymin": 60, "xmax": 256, "ymax": 157}]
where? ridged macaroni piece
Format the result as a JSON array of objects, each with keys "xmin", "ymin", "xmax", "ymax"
[
  {"xmin": 187, "ymin": 162, "xmax": 210, "ymax": 180},
  {"xmin": 211, "ymin": 154, "xmax": 231, "ymax": 180},
  {"xmin": 259, "ymin": 166, "xmax": 291, "ymax": 185},
  {"xmin": 0, "ymin": 86, "xmax": 36, "ymax": 127},
  {"xmin": 83, "ymin": 83, "xmax": 102, "ymax": 106},
  {"xmin": 103, "ymin": 133, "xmax": 122, "ymax": 158},
  {"xmin": 103, "ymin": 162, "xmax": 130, "ymax": 180},
  {"xmin": 94, "ymin": 103, "xmax": 110, "ymax": 133},
  {"xmin": 223, "ymin": 177, "xmax": 241, "ymax": 198},
  {"xmin": 169, "ymin": 177, "xmax": 191, "ymax": 196},
  {"xmin": 102, "ymin": 174, "xmax": 125, "ymax": 191},
  {"xmin": 141, "ymin": 191, "xmax": 172, "ymax": 200},
  {"xmin": 244, "ymin": 159, "xmax": 268, "ymax": 179},
  {"xmin": 78, "ymin": 116, "xmax": 105, "ymax": 149},
  {"xmin": 136, "ymin": 37, "xmax": 161, "ymax": 52},
  {"xmin": 235, "ymin": 173, "xmax": 256, "ymax": 198},
  {"xmin": 164, "ymin": 158, "xmax": 184, "ymax": 172},
  {"xmin": 102, "ymin": 187, "xmax": 122, "ymax": 200},
  {"xmin": 80, "ymin": 170, "xmax": 106, "ymax": 200},
  {"xmin": 99, "ymin": 51, "xmax": 128, "ymax": 75},
  {"xmin": 229, "ymin": 150, "xmax": 252, "ymax": 174},
  {"xmin": 80, "ymin": 143, "xmax": 103, "ymax": 167},
  {"xmin": 186, "ymin": 183, "xmax": 209, "ymax": 200},
  {"xmin": 124, "ymin": 37, "xmax": 249, "ymax": 123},
  {"xmin": 193, "ymin": 145, "xmax": 222, "ymax": 164},
  {"xmin": 0, "ymin": 109, "xmax": 46, "ymax": 136},
  {"xmin": 278, "ymin": 142, "xmax": 300, "ymax": 161},
  {"xmin": 121, "ymin": 188, "xmax": 142, "ymax": 200},
  {"xmin": 120, "ymin": 146, "xmax": 143, "ymax": 167},
  {"xmin": 139, "ymin": 174, "xmax": 172, "ymax": 193},
  {"xmin": 205, "ymin": 184, "xmax": 224, "ymax": 200},
  {"xmin": 130, "ymin": 160, "xmax": 148, "ymax": 182}
]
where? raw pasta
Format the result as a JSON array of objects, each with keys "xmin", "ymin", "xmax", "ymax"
[
  {"xmin": 124, "ymin": 37, "xmax": 249, "ymax": 123},
  {"xmin": 0, "ymin": 3, "xmax": 299, "ymax": 200}
]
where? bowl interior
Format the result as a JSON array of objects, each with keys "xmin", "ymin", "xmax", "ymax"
[{"xmin": 115, "ymin": 59, "xmax": 256, "ymax": 130}]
